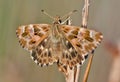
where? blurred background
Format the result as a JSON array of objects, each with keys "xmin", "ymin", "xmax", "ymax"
[{"xmin": 0, "ymin": 0, "xmax": 120, "ymax": 82}]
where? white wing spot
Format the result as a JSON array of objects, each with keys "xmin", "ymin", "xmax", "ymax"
[
  {"xmin": 69, "ymin": 48, "xmax": 73, "ymax": 52},
  {"xmin": 40, "ymin": 45, "xmax": 44, "ymax": 50},
  {"xmin": 34, "ymin": 60, "xmax": 38, "ymax": 64}
]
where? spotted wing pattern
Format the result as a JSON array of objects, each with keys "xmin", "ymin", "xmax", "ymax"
[
  {"xmin": 16, "ymin": 24, "xmax": 50, "ymax": 50},
  {"xmin": 16, "ymin": 24, "xmax": 58, "ymax": 66},
  {"xmin": 31, "ymin": 37, "xmax": 59, "ymax": 66},
  {"xmin": 58, "ymin": 25, "xmax": 103, "ymax": 69},
  {"xmin": 16, "ymin": 24, "xmax": 103, "ymax": 68}
]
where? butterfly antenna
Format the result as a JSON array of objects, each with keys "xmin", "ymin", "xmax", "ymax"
[
  {"xmin": 41, "ymin": 10, "xmax": 54, "ymax": 20},
  {"xmin": 61, "ymin": 10, "xmax": 78, "ymax": 19},
  {"xmin": 61, "ymin": 10, "xmax": 77, "ymax": 24}
]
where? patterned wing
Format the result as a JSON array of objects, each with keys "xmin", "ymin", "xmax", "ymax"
[
  {"xmin": 16, "ymin": 24, "xmax": 57, "ymax": 66},
  {"xmin": 58, "ymin": 37, "xmax": 84, "ymax": 69},
  {"xmin": 16, "ymin": 24, "xmax": 50, "ymax": 50},
  {"xmin": 31, "ymin": 36, "xmax": 62, "ymax": 66},
  {"xmin": 58, "ymin": 25, "xmax": 103, "ymax": 68}
]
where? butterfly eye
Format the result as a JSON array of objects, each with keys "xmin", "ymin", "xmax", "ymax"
[{"xmin": 58, "ymin": 19, "xmax": 62, "ymax": 23}]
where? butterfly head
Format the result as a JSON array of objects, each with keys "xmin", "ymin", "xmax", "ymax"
[{"xmin": 53, "ymin": 16, "xmax": 62, "ymax": 24}]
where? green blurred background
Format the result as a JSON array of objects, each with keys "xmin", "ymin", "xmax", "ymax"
[{"xmin": 0, "ymin": 0, "xmax": 120, "ymax": 82}]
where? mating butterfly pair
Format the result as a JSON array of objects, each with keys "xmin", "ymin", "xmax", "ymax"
[{"xmin": 16, "ymin": 10, "xmax": 103, "ymax": 69}]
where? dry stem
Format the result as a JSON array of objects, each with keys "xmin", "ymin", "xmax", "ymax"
[
  {"xmin": 82, "ymin": 53, "xmax": 94, "ymax": 82},
  {"xmin": 65, "ymin": 66, "xmax": 80, "ymax": 82},
  {"xmin": 82, "ymin": 0, "xmax": 89, "ymax": 28}
]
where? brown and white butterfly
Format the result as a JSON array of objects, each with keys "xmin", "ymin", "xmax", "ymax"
[{"xmin": 16, "ymin": 10, "xmax": 103, "ymax": 69}]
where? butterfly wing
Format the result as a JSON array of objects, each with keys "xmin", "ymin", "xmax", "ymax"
[
  {"xmin": 58, "ymin": 25, "xmax": 103, "ymax": 68},
  {"xmin": 16, "ymin": 24, "xmax": 50, "ymax": 50},
  {"xmin": 16, "ymin": 24, "xmax": 57, "ymax": 66}
]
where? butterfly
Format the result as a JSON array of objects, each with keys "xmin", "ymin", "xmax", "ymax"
[{"xmin": 16, "ymin": 10, "xmax": 103, "ymax": 69}]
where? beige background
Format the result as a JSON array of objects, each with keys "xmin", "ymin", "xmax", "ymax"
[{"xmin": 0, "ymin": 0, "xmax": 120, "ymax": 82}]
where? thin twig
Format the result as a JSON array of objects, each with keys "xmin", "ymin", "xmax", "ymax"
[
  {"xmin": 64, "ymin": 66, "xmax": 80, "ymax": 82},
  {"xmin": 65, "ymin": 66, "xmax": 76, "ymax": 82},
  {"xmin": 82, "ymin": 0, "xmax": 89, "ymax": 28},
  {"xmin": 74, "ymin": 65, "xmax": 80, "ymax": 82},
  {"xmin": 82, "ymin": 52, "xmax": 94, "ymax": 82}
]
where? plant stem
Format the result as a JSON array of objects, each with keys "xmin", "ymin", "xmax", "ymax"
[
  {"xmin": 82, "ymin": 0, "xmax": 89, "ymax": 28},
  {"xmin": 82, "ymin": 53, "xmax": 94, "ymax": 82},
  {"xmin": 65, "ymin": 66, "xmax": 80, "ymax": 82}
]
